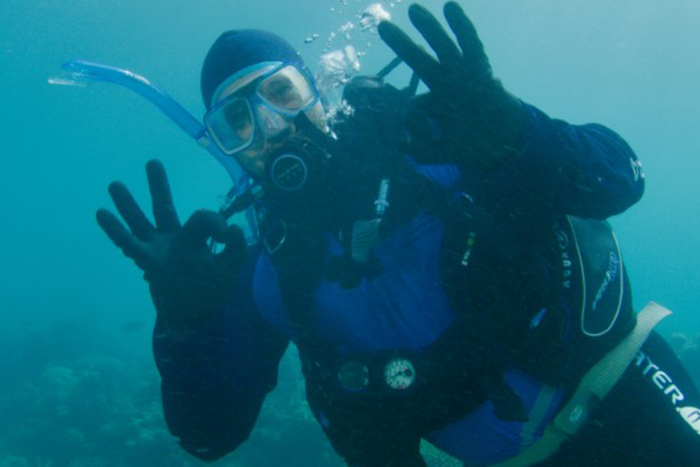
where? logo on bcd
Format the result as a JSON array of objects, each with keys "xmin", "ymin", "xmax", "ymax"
[
  {"xmin": 555, "ymin": 229, "xmax": 569, "ymax": 250},
  {"xmin": 592, "ymin": 252, "xmax": 619, "ymax": 311},
  {"xmin": 677, "ymin": 406, "xmax": 700, "ymax": 435}
]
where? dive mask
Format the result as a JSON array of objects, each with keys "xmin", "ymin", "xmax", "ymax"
[{"xmin": 204, "ymin": 62, "xmax": 320, "ymax": 161}]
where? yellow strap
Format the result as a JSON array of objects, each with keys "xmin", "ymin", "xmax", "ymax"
[{"xmin": 492, "ymin": 301, "xmax": 672, "ymax": 467}]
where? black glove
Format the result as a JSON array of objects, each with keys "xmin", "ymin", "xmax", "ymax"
[
  {"xmin": 378, "ymin": 2, "xmax": 524, "ymax": 169},
  {"xmin": 96, "ymin": 160, "xmax": 246, "ymax": 333}
]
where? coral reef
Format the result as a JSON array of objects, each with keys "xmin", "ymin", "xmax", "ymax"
[{"xmin": 0, "ymin": 319, "xmax": 464, "ymax": 467}]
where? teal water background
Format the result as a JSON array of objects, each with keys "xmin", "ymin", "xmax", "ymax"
[{"xmin": 1, "ymin": 0, "xmax": 699, "ymax": 466}]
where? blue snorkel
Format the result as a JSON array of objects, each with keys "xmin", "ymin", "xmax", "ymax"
[
  {"xmin": 53, "ymin": 60, "xmax": 250, "ymax": 196},
  {"xmin": 52, "ymin": 60, "xmax": 260, "ymax": 242}
]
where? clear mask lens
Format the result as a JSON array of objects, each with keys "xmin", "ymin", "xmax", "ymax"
[
  {"xmin": 205, "ymin": 98, "xmax": 255, "ymax": 154},
  {"xmin": 258, "ymin": 66, "xmax": 317, "ymax": 113}
]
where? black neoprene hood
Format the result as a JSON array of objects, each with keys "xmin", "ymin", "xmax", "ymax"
[{"xmin": 200, "ymin": 29, "xmax": 306, "ymax": 109}]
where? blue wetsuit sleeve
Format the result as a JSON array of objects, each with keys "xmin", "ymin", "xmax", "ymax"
[
  {"xmin": 513, "ymin": 103, "xmax": 645, "ymax": 219},
  {"xmin": 152, "ymin": 248, "xmax": 289, "ymax": 461}
]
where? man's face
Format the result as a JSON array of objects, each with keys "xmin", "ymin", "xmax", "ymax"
[{"xmin": 205, "ymin": 63, "xmax": 327, "ymax": 180}]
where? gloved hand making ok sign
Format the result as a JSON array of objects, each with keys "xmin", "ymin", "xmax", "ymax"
[
  {"xmin": 96, "ymin": 160, "xmax": 246, "ymax": 333},
  {"xmin": 378, "ymin": 2, "xmax": 524, "ymax": 169}
]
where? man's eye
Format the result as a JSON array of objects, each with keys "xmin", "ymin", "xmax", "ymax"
[
  {"xmin": 263, "ymin": 78, "xmax": 302, "ymax": 108},
  {"xmin": 224, "ymin": 101, "xmax": 251, "ymax": 126}
]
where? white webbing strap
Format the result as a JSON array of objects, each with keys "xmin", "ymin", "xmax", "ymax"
[{"xmin": 492, "ymin": 301, "xmax": 672, "ymax": 467}]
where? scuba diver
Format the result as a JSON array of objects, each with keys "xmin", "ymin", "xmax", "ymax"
[{"xmin": 94, "ymin": 2, "xmax": 700, "ymax": 466}]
